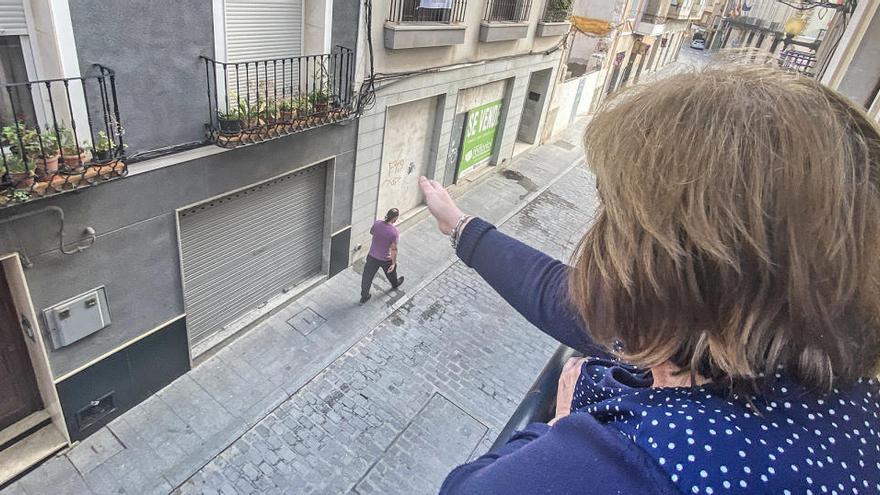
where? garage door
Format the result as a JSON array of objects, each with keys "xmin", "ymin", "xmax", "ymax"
[{"xmin": 178, "ymin": 164, "xmax": 326, "ymax": 351}]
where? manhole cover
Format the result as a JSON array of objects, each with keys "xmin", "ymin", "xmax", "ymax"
[{"xmin": 286, "ymin": 307, "xmax": 326, "ymax": 336}]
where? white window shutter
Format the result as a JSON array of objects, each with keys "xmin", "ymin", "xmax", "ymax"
[
  {"xmin": 224, "ymin": 0, "xmax": 303, "ymax": 63},
  {"xmin": 0, "ymin": 0, "xmax": 27, "ymax": 36}
]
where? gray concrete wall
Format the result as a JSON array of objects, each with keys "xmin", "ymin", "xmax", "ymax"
[
  {"xmin": 332, "ymin": 0, "xmax": 360, "ymax": 52},
  {"xmin": 68, "ymin": 0, "xmax": 214, "ymax": 156},
  {"xmin": 350, "ymin": 52, "xmax": 560, "ymax": 257},
  {"xmin": 837, "ymin": 11, "xmax": 880, "ymax": 110},
  {"xmin": 0, "ymin": 124, "xmax": 356, "ymax": 379}
]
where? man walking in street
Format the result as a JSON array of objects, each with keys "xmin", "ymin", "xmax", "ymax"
[{"xmin": 360, "ymin": 208, "xmax": 404, "ymax": 304}]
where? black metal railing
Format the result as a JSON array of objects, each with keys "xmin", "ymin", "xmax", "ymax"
[
  {"xmin": 201, "ymin": 46, "xmax": 355, "ymax": 148},
  {"xmin": 541, "ymin": 0, "xmax": 572, "ymax": 22},
  {"xmin": 0, "ymin": 66, "xmax": 126, "ymax": 208},
  {"xmin": 490, "ymin": 345, "xmax": 578, "ymax": 452},
  {"xmin": 388, "ymin": 0, "xmax": 468, "ymax": 23},
  {"xmin": 484, "ymin": 0, "xmax": 533, "ymax": 22},
  {"xmin": 778, "ymin": 50, "xmax": 817, "ymax": 77}
]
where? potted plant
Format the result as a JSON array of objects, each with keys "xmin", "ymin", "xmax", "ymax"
[
  {"xmin": 218, "ymin": 107, "xmax": 243, "ymax": 135},
  {"xmin": 2, "ymin": 153, "xmax": 34, "ymax": 188},
  {"xmin": 93, "ymin": 131, "xmax": 115, "ymax": 162},
  {"xmin": 309, "ymin": 89, "xmax": 330, "ymax": 115},
  {"xmin": 60, "ymin": 127, "xmax": 91, "ymax": 170},
  {"xmin": 1, "ymin": 122, "xmax": 27, "ymax": 148},
  {"xmin": 278, "ymin": 98, "xmax": 296, "ymax": 122},
  {"xmin": 24, "ymin": 128, "xmax": 60, "ymax": 177}
]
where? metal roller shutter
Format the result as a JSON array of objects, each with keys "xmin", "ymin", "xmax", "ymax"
[
  {"xmin": 224, "ymin": 0, "xmax": 303, "ymax": 63},
  {"xmin": 0, "ymin": 0, "xmax": 27, "ymax": 35},
  {"xmin": 178, "ymin": 164, "xmax": 326, "ymax": 350}
]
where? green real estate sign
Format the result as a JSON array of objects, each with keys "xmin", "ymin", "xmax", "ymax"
[{"xmin": 458, "ymin": 99, "xmax": 502, "ymax": 174}]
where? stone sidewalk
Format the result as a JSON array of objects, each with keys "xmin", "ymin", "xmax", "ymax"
[{"xmin": 2, "ymin": 118, "xmax": 594, "ymax": 495}]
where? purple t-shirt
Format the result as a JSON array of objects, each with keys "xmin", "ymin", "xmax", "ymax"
[{"xmin": 368, "ymin": 220, "xmax": 399, "ymax": 261}]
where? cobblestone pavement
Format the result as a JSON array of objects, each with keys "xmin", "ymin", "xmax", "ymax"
[
  {"xmin": 2, "ymin": 118, "xmax": 596, "ymax": 495},
  {"xmin": 174, "ymin": 164, "xmax": 599, "ymax": 494}
]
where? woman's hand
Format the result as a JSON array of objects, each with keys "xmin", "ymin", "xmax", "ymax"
[
  {"xmin": 419, "ymin": 176, "xmax": 466, "ymax": 235},
  {"xmin": 549, "ymin": 357, "xmax": 587, "ymax": 426}
]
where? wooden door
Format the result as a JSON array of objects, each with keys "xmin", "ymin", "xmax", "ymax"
[{"xmin": 0, "ymin": 265, "xmax": 41, "ymax": 431}]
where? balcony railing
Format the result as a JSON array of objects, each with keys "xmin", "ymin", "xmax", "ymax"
[
  {"xmin": 778, "ymin": 50, "xmax": 817, "ymax": 77},
  {"xmin": 542, "ymin": 0, "xmax": 573, "ymax": 22},
  {"xmin": 490, "ymin": 345, "xmax": 579, "ymax": 452},
  {"xmin": 0, "ymin": 66, "xmax": 126, "ymax": 208},
  {"xmin": 484, "ymin": 0, "xmax": 533, "ymax": 22},
  {"xmin": 201, "ymin": 47, "xmax": 355, "ymax": 149},
  {"xmin": 388, "ymin": 0, "xmax": 467, "ymax": 23}
]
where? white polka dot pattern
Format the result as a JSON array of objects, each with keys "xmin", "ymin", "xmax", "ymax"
[{"xmin": 570, "ymin": 358, "xmax": 880, "ymax": 494}]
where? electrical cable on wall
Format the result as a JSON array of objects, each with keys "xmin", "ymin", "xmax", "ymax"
[{"xmin": 355, "ymin": 0, "xmax": 378, "ymax": 115}]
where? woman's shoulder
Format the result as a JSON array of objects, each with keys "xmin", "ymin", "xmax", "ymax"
[{"xmin": 572, "ymin": 359, "xmax": 880, "ymax": 494}]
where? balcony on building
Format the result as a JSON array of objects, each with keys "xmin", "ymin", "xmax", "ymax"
[
  {"xmin": 634, "ymin": 0, "xmax": 669, "ymax": 35},
  {"xmin": 0, "ymin": 66, "xmax": 126, "ymax": 208},
  {"xmin": 536, "ymin": 0, "xmax": 573, "ymax": 37},
  {"xmin": 201, "ymin": 46, "xmax": 355, "ymax": 149},
  {"xmin": 480, "ymin": 0, "xmax": 533, "ymax": 42},
  {"xmin": 666, "ymin": 1, "xmax": 691, "ymax": 20},
  {"xmin": 384, "ymin": 0, "xmax": 468, "ymax": 49},
  {"xmin": 688, "ymin": 0, "xmax": 705, "ymax": 20}
]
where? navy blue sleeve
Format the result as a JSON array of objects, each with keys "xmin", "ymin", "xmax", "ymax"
[
  {"xmin": 455, "ymin": 217, "xmax": 608, "ymax": 358},
  {"xmin": 439, "ymin": 414, "xmax": 677, "ymax": 495}
]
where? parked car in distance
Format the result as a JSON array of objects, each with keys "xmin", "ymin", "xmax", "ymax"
[{"xmin": 690, "ymin": 38, "xmax": 706, "ymax": 50}]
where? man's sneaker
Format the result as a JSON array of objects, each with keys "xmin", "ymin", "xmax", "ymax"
[
  {"xmin": 393, "ymin": 276, "xmax": 405, "ymax": 290},
  {"xmin": 359, "ymin": 293, "xmax": 371, "ymax": 304}
]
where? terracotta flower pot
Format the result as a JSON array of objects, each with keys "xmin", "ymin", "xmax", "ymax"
[
  {"xmin": 63, "ymin": 151, "xmax": 91, "ymax": 169},
  {"xmin": 34, "ymin": 154, "xmax": 60, "ymax": 176},
  {"xmin": 7, "ymin": 171, "xmax": 34, "ymax": 187}
]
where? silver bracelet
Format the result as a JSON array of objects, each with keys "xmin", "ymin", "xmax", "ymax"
[{"xmin": 450, "ymin": 215, "xmax": 472, "ymax": 249}]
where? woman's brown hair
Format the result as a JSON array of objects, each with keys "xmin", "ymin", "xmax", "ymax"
[{"xmin": 571, "ymin": 64, "xmax": 880, "ymax": 393}]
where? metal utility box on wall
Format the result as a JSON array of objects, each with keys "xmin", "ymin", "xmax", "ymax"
[{"xmin": 43, "ymin": 287, "xmax": 111, "ymax": 349}]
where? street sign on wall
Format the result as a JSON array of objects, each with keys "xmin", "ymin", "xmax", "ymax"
[{"xmin": 458, "ymin": 99, "xmax": 502, "ymax": 174}]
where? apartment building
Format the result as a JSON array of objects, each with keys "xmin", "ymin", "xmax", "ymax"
[
  {"xmin": 0, "ymin": 0, "xmax": 357, "ymax": 480},
  {"xmin": 349, "ymin": 0, "xmax": 572, "ymax": 255}
]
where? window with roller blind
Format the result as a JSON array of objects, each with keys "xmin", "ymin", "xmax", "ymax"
[
  {"xmin": 0, "ymin": 0, "xmax": 37, "ymax": 127},
  {"xmin": 216, "ymin": 0, "xmax": 305, "ymax": 108}
]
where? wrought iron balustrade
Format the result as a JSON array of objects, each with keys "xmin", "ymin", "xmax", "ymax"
[
  {"xmin": 484, "ymin": 0, "xmax": 533, "ymax": 22},
  {"xmin": 0, "ymin": 66, "xmax": 126, "ymax": 208},
  {"xmin": 490, "ymin": 345, "xmax": 579, "ymax": 452},
  {"xmin": 388, "ymin": 0, "xmax": 467, "ymax": 23},
  {"xmin": 778, "ymin": 50, "xmax": 817, "ymax": 77},
  {"xmin": 541, "ymin": 0, "xmax": 572, "ymax": 22},
  {"xmin": 201, "ymin": 46, "xmax": 355, "ymax": 148}
]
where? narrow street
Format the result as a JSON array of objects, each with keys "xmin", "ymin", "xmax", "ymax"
[{"xmin": 2, "ymin": 118, "xmax": 599, "ymax": 495}]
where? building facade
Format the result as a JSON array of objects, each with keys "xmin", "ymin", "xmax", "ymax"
[
  {"xmin": 349, "ymin": 0, "xmax": 572, "ymax": 254},
  {"xmin": 605, "ymin": 0, "xmax": 706, "ymax": 94},
  {"xmin": 710, "ymin": 0, "xmax": 833, "ymax": 75},
  {"xmin": 0, "ymin": 0, "xmax": 359, "ymax": 480}
]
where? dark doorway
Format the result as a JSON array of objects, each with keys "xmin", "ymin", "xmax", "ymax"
[{"xmin": 0, "ymin": 264, "xmax": 42, "ymax": 431}]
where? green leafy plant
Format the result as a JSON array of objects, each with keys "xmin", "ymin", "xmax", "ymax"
[
  {"xmin": 218, "ymin": 107, "xmax": 242, "ymax": 121},
  {"xmin": 12, "ymin": 189, "xmax": 29, "ymax": 202},
  {"xmin": 23, "ymin": 128, "xmax": 59, "ymax": 158},
  {"xmin": 94, "ymin": 131, "xmax": 115, "ymax": 153},
  {"xmin": 59, "ymin": 127, "xmax": 90, "ymax": 156},
  {"xmin": 1, "ymin": 122, "xmax": 27, "ymax": 147},
  {"xmin": 308, "ymin": 89, "xmax": 330, "ymax": 106},
  {"xmin": 3, "ymin": 153, "xmax": 28, "ymax": 174},
  {"xmin": 278, "ymin": 97, "xmax": 295, "ymax": 112}
]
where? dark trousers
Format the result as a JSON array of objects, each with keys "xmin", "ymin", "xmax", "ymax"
[{"xmin": 361, "ymin": 255, "xmax": 399, "ymax": 298}]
